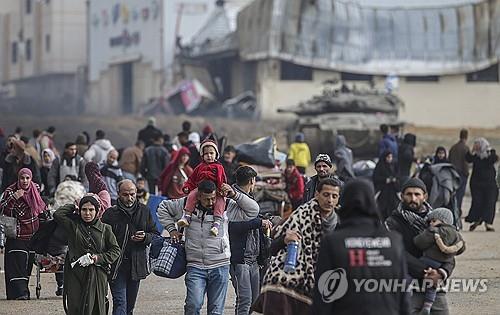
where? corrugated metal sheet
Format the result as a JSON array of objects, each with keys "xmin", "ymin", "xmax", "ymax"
[{"xmin": 238, "ymin": 0, "xmax": 500, "ymax": 75}]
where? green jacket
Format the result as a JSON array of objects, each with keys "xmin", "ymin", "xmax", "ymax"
[{"xmin": 54, "ymin": 204, "xmax": 120, "ymax": 315}]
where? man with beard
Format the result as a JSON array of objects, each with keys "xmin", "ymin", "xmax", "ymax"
[
  {"xmin": 303, "ymin": 154, "xmax": 341, "ymax": 204},
  {"xmin": 386, "ymin": 178, "xmax": 460, "ymax": 315},
  {"xmin": 47, "ymin": 142, "xmax": 87, "ymax": 195},
  {"xmin": 102, "ymin": 179, "xmax": 159, "ymax": 315}
]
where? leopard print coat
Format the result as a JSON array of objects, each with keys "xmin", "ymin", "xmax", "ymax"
[{"xmin": 260, "ymin": 199, "xmax": 331, "ymax": 305}]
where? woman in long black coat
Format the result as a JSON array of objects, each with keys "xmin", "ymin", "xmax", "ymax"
[
  {"xmin": 373, "ymin": 151, "xmax": 400, "ymax": 220},
  {"xmin": 465, "ymin": 138, "xmax": 498, "ymax": 232}
]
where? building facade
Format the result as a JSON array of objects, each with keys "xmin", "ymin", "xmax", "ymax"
[{"xmin": 0, "ymin": 0, "xmax": 87, "ymax": 114}]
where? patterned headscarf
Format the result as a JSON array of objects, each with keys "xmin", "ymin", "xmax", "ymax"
[
  {"xmin": 17, "ymin": 168, "xmax": 46, "ymax": 216},
  {"xmin": 85, "ymin": 161, "xmax": 107, "ymax": 193}
]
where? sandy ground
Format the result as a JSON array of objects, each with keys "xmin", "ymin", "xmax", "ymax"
[
  {"xmin": 0, "ymin": 196, "xmax": 499, "ymax": 315},
  {"xmin": 1, "ymin": 115, "xmax": 500, "ymax": 314}
]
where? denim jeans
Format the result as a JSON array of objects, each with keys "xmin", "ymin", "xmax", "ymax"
[
  {"xmin": 110, "ymin": 260, "xmax": 141, "ymax": 315},
  {"xmin": 184, "ymin": 265, "xmax": 230, "ymax": 315},
  {"xmin": 230, "ymin": 262, "xmax": 260, "ymax": 315}
]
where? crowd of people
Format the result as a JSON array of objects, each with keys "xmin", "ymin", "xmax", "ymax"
[{"xmin": 0, "ymin": 119, "xmax": 496, "ymax": 315}]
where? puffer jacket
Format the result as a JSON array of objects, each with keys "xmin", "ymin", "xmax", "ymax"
[{"xmin": 157, "ymin": 190, "xmax": 259, "ymax": 269}]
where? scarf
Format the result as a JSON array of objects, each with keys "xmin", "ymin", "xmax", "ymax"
[
  {"xmin": 78, "ymin": 195, "xmax": 101, "ymax": 226},
  {"xmin": 394, "ymin": 201, "xmax": 432, "ymax": 234},
  {"xmin": 16, "ymin": 168, "xmax": 46, "ymax": 216},
  {"xmin": 473, "ymin": 137, "xmax": 491, "ymax": 160},
  {"xmin": 42, "ymin": 148, "xmax": 56, "ymax": 168},
  {"xmin": 85, "ymin": 161, "xmax": 107, "ymax": 193},
  {"xmin": 261, "ymin": 199, "xmax": 325, "ymax": 304},
  {"xmin": 158, "ymin": 147, "xmax": 192, "ymax": 194},
  {"xmin": 117, "ymin": 198, "xmax": 139, "ymax": 219}
]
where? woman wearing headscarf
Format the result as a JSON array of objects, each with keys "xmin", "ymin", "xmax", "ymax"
[
  {"xmin": 373, "ymin": 151, "xmax": 400, "ymax": 220},
  {"xmin": 41, "ymin": 148, "xmax": 56, "ymax": 196},
  {"xmin": 313, "ymin": 179, "xmax": 409, "ymax": 315},
  {"xmin": 158, "ymin": 147, "xmax": 193, "ymax": 199},
  {"xmin": 85, "ymin": 161, "xmax": 111, "ymax": 217},
  {"xmin": 433, "ymin": 146, "xmax": 449, "ymax": 164},
  {"xmin": 334, "ymin": 134, "xmax": 355, "ymax": 181},
  {"xmin": 0, "ymin": 168, "xmax": 48, "ymax": 300},
  {"xmin": 1, "ymin": 139, "xmax": 41, "ymax": 194},
  {"xmin": 465, "ymin": 138, "xmax": 498, "ymax": 231},
  {"xmin": 54, "ymin": 194, "xmax": 120, "ymax": 314}
]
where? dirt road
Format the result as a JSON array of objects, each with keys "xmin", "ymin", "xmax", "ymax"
[{"xmin": 0, "ymin": 197, "xmax": 498, "ymax": 314}]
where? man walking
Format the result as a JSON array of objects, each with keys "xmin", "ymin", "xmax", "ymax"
[
  {"xmin": 228, "ymin": 166, "xmax": 272, "ymax": 315},
  {"xmin": 313, "ymin": 179, "xmax": 410, "ymax": 314},
  {"xmin": 448, "ymin": 129, "xmax": 470, "ymax": 224},
  {"xmin": 141, "ymin": 133, "xmax": 170, "ymax": 194},
  {"xmin": 386, "ymin": 178, "xmax": 462, "ymax": 315},
  {"xmin": 120, "ymin": 140, "xmax": 145, "ymax": 181},
  {"xmin": 47, "ymin": 142, "xmax": 86, "ymax": 195},
  {"xmin": 102, "ymin": 179, "xmax": 158, "ymax": 315},
  {"xmin": 303, "ymin": 154, "xmax": 341, "ymax": 203},
  {"xmin": 157, "ymin": 180, "xmax": 259, "ymax": 315},
  {"xmin": 84, "ymin": 130, "xmax": 115, "ymax": 165}
]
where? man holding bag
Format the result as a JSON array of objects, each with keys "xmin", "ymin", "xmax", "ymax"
[{"xmin": 101, "ymin": 179, "xmax": 159, "ymax": 315}]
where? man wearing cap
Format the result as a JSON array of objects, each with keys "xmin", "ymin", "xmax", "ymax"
[
  {"xmin": 302, "ymin": 153, "xmax": 341, "ymax": 204},
  {"xmin": 386, "ymin": 178, "xmax": 455, "ymax": 315}
]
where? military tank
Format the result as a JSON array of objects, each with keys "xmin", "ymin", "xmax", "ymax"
[{"xmin": 279, "ymin": 84, "xmax": 404, "ymax": 159}]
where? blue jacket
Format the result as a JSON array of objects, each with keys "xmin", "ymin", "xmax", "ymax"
[{"xmin": 379, "ymin": 134, "xmax": 398, "ymax": 160}]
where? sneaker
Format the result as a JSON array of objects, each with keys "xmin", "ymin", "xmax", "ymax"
[
  {"xmin": 55, "ymin": 286, "xmax": 63, "ymax": 296},
  {"xmin": 177, "ymin": 215, "xmax": 191, "ymax": 228},
  {"xmin": 210, "ymin": 225, "xmax": 219, "ymax": 236}
]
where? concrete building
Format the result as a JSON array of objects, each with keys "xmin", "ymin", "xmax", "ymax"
[
  {"xmin": 0, "ymin": 0, "xmax": 87, "ymax": 114},
  {"xmin": 87, "ymin": 0, "xmax": 251, "ymax": 115},
  {"xmin": 181, "ymin": 0, "xmax": 500, "ymax": 128}
]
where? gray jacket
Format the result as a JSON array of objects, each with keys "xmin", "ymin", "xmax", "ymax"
[{"xmin": 157, "ymin": 191, "xmax": 259, "ymax": 269}]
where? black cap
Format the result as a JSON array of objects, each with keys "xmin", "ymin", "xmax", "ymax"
[{"xmin": 401, "ymin": 178, "xmax": 427, "ymax": 194}]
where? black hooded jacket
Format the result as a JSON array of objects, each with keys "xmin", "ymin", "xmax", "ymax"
[
  {"xmin": 398, "ymin": 133, "xmax": 416, "ymax": 178},
  {"xmin": 101, "ymin": 200, "xmax": 159, "ymax": 281},
  {"xmin": 313, "ymin": 179, "xmax": 410, "ymax": 315}
]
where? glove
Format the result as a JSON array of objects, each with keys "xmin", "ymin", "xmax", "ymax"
[{"xmin": 71, "ymin": 253, "xmax": 94, "ymax": 268}]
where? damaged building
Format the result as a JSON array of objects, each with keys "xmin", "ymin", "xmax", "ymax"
[{"xmin": 178, "ymin": 0, "xmax": 500, "ymax": 127}]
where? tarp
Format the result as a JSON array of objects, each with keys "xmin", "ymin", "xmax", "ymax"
[{"xmin": 235, "ymin": 136, "xmax": 276, "ymax": 168}]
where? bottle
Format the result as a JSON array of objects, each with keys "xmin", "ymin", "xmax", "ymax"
[
  {"xmin": 283, "ymin": 241, "xmax": 299, "ymax": 273},
  {"xmin": 0, "ymin": 225, "xmax": 5, "ymax": 249}
]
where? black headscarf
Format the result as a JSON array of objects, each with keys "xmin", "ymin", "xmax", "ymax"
[
  {"xmin": 338, "ymin": 178, "xmax": 381, "ymax": 221},
  {"xmin": 433, "ymin": 146, "xmax": 449, "ymax": 164},
  {"xmin": 79, "ymin": 195, "xmax": 100, "ymax": 226}
]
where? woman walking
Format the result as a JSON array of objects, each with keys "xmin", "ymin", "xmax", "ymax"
[
  {"xmin": 373, "ymin": 151, "xmax": 400, "ymax": 220},
  {"xmin": 0, "ymin": 168, "xmax": 48, "ymax": 300},
  {"xmin": 54, "ymin": 194, "xmax": 120, "ymax": 314},
  {"xmin": 158, "ymin": 147, "xmax": 193, "ymax": 199},
  {"xmin": 465, "ymin": 138, "xmax": 498, "ymax": 231}
]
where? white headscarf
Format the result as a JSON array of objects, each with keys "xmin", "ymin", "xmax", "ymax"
[
  {"xmin": 473, "ymin": 137, "xmax": 491, "ymax": 159},
  {"xmin": 42, "ymin": 148, "xmax": 56, "ymax": 168}
]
